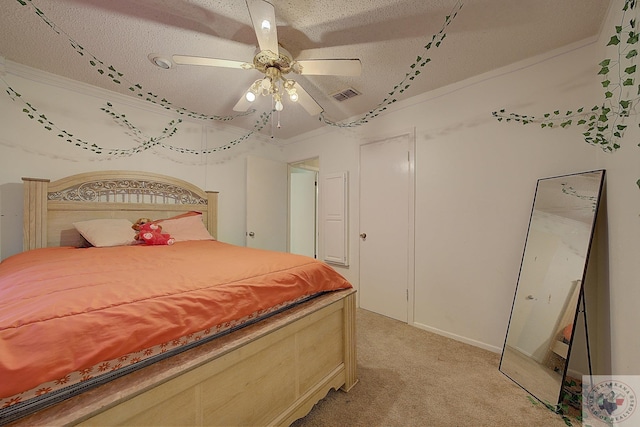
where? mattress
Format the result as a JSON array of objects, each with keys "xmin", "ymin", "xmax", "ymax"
[{"xmin": 0, "ymin": 240, "xmax": 351, "ymax": 417}]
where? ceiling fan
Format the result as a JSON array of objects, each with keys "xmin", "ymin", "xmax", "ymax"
[{"xmin": 171, "ymin": 0, "xmax": 362, "ymax": 116}]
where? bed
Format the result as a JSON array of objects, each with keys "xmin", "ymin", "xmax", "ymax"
[{"xmin": 1, "ymin": 170, "xmax": 357, "ymax": 426}]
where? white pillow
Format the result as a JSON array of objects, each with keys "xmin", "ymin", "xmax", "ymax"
[{"xmin": 73, "ymin": 219, "xmax": 137, "ymax": 247}]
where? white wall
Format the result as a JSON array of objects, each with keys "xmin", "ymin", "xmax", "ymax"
[
  {"xmin": 282, "ymin": 129, "xmax": 361, "ymax": 285},
  {"xmin": 284, "ymin": 38, "xmax": 601, "ymax": 344},
  {"xmin": 591, "ymin": 1, "xmax": 640, "ymax": 376},
  {"xmin": 406, "ymin": 40, "xmax": 601, "ymax": 354},
  {"xmin": 283, "ymin": 2, "xmax": 638, "ymax": 376},
  {"xmin": 0, "ymin": 62, "xmax": 286, "ymax": 258}
]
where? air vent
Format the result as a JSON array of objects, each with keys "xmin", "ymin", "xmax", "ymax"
[{"xmin": 331, "ymin": 87, "xmax": 360, "ymax": 102}]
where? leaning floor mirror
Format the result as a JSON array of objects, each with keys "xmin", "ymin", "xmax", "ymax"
[{"xmin": 499, "ymin": 169, "xmax": 605, "ymax": 406}]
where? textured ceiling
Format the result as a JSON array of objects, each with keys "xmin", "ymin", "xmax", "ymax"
[{"xmin": 1, "ymin": 0, "xmax": 612, "ymax": 140}]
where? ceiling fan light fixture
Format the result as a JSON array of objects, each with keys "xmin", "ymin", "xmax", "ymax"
[
  {"xmin": 261, "ymin": 76, "xmax": 272, "ymax": 90},
  {"xmin": 282, "ymin": 79, "xmax": 294, "ymax": 90},
  {"xmin": 283, "ymin": 79, "xmax": 297, "ymax": 102}
]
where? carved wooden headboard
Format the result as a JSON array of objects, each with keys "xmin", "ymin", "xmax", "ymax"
[{"xmin": 22, "ymin": 170, "xmax": 218, "ymax": 250}]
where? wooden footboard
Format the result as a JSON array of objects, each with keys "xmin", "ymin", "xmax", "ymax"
[{"xmin": 9, "ymin": 289, "xmax": 357, "ymax": 427}]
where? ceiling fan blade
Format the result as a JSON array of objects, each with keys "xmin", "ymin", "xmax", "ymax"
[
  {"xmin": 173, "ymin": 55, "xmax": 251, "ymax": 69},
  {"xmin": 294, "ymin": 59, "xmax": 362, "ymax": 76},
  {"xmin": 293, "ymin": 82, "xmax": 324, "ymax": 116},
  {"xmin": 233, "ymin": 92, "xmax": 253, "ymax": 112},
  {"xmin": 246, "ymin": 0, "xmax": 279, "ymax": 56}
]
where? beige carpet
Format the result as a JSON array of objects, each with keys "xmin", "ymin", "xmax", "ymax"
[{"xmin": 291, "ymin": 309, "xmax": 569, "ymax": 427}]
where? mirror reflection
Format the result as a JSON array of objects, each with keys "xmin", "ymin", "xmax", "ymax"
[{"xmin": 500, "ymin": 170, "xmax": 605, "ymax": 405}]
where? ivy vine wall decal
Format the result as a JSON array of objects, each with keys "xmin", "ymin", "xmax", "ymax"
[
  {"xmin": 2, "ymin": 84, "xmax": 274, "ymax": 156},
  {"xmin": 320, "ymin": 1, "xmax": 463, "ymax": 129},
  {"xmin": 100, "ymin": 103, "xmax": 272, "ymax": 156},
  {"xmin": 493, "ymin": 0, "xmax": 639, "ymax": 190},
  {"xmin": 3, "ymin": 0, "xmax": 463, "ymax": 157}
]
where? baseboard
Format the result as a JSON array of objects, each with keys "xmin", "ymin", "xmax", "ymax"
[{"xmin": 411, "ymin": 322, "xmax": 503, "ymax": 354}]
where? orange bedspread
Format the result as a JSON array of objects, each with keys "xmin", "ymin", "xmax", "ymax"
[{"xmin": 0, "ymin": 241, "xmax": 351, "ymax": 399}]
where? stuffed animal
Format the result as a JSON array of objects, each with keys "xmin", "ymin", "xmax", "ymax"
[
  {"xmin": 139, "ymin": 222, "xmax": 175, "ymax": 245},
  {"xmin": 132, "ymin": 218, "xmax": 175, "ymax": 245},
  {"xmin": 132, "ymin": 218, "xmax": 153, "ymax": 240}
]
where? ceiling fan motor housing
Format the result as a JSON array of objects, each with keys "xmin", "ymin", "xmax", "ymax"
[{"xmin": 253, "ymin": 49, "xmax": 295, "ymax": 75}]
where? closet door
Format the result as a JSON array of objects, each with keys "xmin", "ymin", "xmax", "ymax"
[
  {"xmin": 246, "ymin": 155, "xmax": 287, "ymax": 251},
  {"xmin": 359, "ymin": 133, "xmax": 414, "ymax": 322}
]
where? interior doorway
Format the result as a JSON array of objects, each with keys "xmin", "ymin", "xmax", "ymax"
[{"xmin": 288, "ymin": 158, "xmax": 319, "ymax": 258}]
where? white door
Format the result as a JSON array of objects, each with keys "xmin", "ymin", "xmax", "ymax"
[
  {"xmin": 359, "ymin": 134, "xmax": 413, "ymax": 322},
  {"xmin": 289, "ymin": 169, "xmax": 317, "ymax": 257},
  {"xmin": 246, "ymin": 155, "xmax": 287, "ymax": 251}
]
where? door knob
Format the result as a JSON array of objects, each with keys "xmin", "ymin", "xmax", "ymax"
[{"xmin": 360, "ymin": 233, "xmax": 367, "ymax": 239}]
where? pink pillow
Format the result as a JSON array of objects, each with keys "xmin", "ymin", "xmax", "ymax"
[{"xmin": 155, "ymin": 211, "xmax": 214, "ymax": 242}]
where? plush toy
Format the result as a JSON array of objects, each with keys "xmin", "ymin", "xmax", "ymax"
[
  {"xmin": 132, "ymin": 218, "xmax": 175, "ymax": 246},
  {"xmin": 132, "ymin": 218, "xmax": 153, "ymax": 240}
]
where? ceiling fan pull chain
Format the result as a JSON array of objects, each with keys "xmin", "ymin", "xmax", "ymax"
[{"xmin": 269, "ymin": 97, "xmax": 275, "ymax": 137}]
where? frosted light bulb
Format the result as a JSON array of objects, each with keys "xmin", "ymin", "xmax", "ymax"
[
  {"xmin": 261, "ymin": 77, "xmax": 271, "ymax": 90},
  {"xmin": 245, "ymin": 91, "xmax": 256, "ymax": 102},
  {"xmin": 289, "ymin": 91, "xmax": 298, "ymax": 102},
  {"xmin": 275, "ymin": 100, "xmax": 283, "ymax": 111}
]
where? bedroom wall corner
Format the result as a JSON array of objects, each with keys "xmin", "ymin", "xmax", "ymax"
[
  {"xmin": 589, "ymin": 0, "xmax": 640, "ymax": 376},
  {"xmin": 283, "ymin": 27, "xmax": 615, "ymax": 359},
  {"xmin": 0, "ymin": 61, "xmax": 288, "ymax": 257},
  {"xmin": 282, "ymin": 130, "xmax": 361, "ymax": 287},
  {"xmin": 596, "ymin": 128, "xmax": 640, "ymax": 375}
]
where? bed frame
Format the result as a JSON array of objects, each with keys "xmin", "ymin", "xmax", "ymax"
[{"xmin": 11, "ymin": 171, "xmax": 357, "ymax": 426}]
